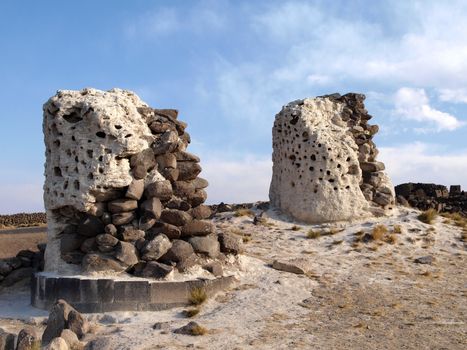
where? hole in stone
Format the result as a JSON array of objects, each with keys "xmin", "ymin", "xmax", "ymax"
[
  {"xmin": 74, "ymin": 156, "xmax": 79, "ymax": 162},
  {"xmin": 311, "ymin": 154, "xmax": 316, "ymax": 161},
  {"xmin": 319, "ymin": 177, "xmax": 323, "ymax": 180},
  {"xmin": 73, "ymin": 180, "xmax": 80, "ymax": 190},
  {"xmin": 99, "ymin": 156, "xmax": 104, "ymax": 162},
  {"xmin": 115, "ymin": 125, "xmax": 122, "ymax": 129},
  {"xmin": 87, "ymin": 150, "xmax": 93, "ymax": 158},
  {"xmin": 345, "ymin": 185, "xmax": 350, "ymax": 189},
  {"xmin": 71, "ymin": 136, "xmax": 76, "ymax": 141},
  {"xmin": 337, "ymin": 164, "xmax": 341, "ymax": 168},
  {"xmin": 329, "ymin": 179, "xmax": 335, "ymax": 183},
  {"xmin": 289, "ymin": 155, "xmax": 296, "ymax": 161},
  {"xmin": 63, "ymin": 111, "xmax": 82, "ymax": 123},
  {"xmin": 326, "ymin": 170, "xmax": 331, "ymax": 175},
  {"xmin": 74, "ymin": 167, "xmax": 78, "ymax": 173},
  {"xmin": 291, "ymin": 182, "xmax": 295, "ymax": 187},
  {"xmin": 88, "ymin": 173, "xmax": 94, "ymax": 180},
  {"xmin": 125, "ymin": 134, "xmax": 132, "ymax": 138},
  {"xmin": 309, "ymin": 166, "xmax": 314, "ymax": 171},
  {"xmin": 346, "ymin": 157, "xmax": 351, "ymax": 162},
  {"xmin": 96, "ymin": 131, "xmax": 106, "ymax": 138},
  {"xmin": 54, "ymin": 167, "xmax": 62, "ymax": 177},
  {"xmin": 105, "ymin": 148, "xmax": 112, "ymax": 154},
  {"xmin": 53, "ymin": 140, "xmax": 60, "ymax": 147},
  {"xmin": 63, "ymin": 181, "xmax": 68, "ymax": 190},
  {"xmin": 333, "ymin": 187, "xmax": 338, "ymax": 191},
  {"xmin": 99, "ymin": 168, "xmax": 104, "ymax": 174},
  {"xmin": 318, "ymin": 143, "xmax": 322, "ymax": 147},
  {"xmin": 322, "ymin": 156, "xmax": 326, "ymax": 160}
]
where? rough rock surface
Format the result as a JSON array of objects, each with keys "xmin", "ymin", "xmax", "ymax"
[
  {"xmin": 269, "ymin": 93, "xmax": 395, "ymax": 223},
  {"xmin": 42, "ymin": 88, "xmax": 239, "ymax": 278}
]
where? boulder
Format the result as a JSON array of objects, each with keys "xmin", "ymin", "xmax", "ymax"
[
  {"xmin": 104, "ymin": 224, "xmax": 117, "ymax": 236},
  {"xmin": 204, "ymin": 262, "xmax": 223, "ymax": 277},
  {"xmin": 120, "ymin": 227, "xmax": 145, "ymax": 242},
  {"xmin": 107, "ymin": 199, "xmax": 138, "ymax": 213},
  {"xmin": 272, "ymin": 258, "xmax": 311, "ymax": 275},
  {"xmin": 67, "ymin": 309, "xmax": 89, "ymax": 339},
  {"xmin": 173, "ymin": 321, "xmax": 206, "ymax": 336},
  {"xmin": 160, "ymin": 209, "xmax": 192, "ymax": 227},
  {"xmin": 152, "ymin": 131, "xmax": 179, "ymax": 155},
  {"xmin": 82, "ymin": 254, "xmax": 127, "ymax": 273},
  {"xmin": 140, "ymin": 197, "xmax": 162, "ymax": 219},
  {"xmin": 218, "ymin": 232, "xmax": 244, "ymax": 255},
  {"xmin": 0, "ymin": 328, "xmax": 15, "ymax": 350},
  {"xmin": 77, "ymin": 215, "xmax": 104, "ymax": 237},
  {"xmin": 141, "ymin": 235, "xmax": 172, "ymax": 261},
  {"xmin": 125, "ymin": 179, "xmax": 145, "ymax": 200},
  {"xmin": 95, "ymin": 234, "xmax": 118, "ymax": 247},
  {"xmin": 181, "ymin": 220, "xmax": 214, "ymax": 237},
  {"xmin": 130, "ymin": 148, "xmax": 156, "ymax": 179},
  {"xmin": 42, "ymin": 300, "xmax": 75, "ymax": 345},
  {"xmin": 1, "ymin": 267, "xmax": 33, "ymax": 287},
  {"xmin": 141, "ymin": 261, "xmax": 173, "ymax": 279},
  {"xmin": 44, "ymin": 337, "xmax": 68, "ymax": 350},
  {"xmin": 188, "ymin": 236, "xmax": 220, "ymax": 258},
  {"xmin": 111, "ymin": 212, "xmax": 135, "ymax": 226},
  {"xmin": 156, "ymin": 153, "xmax": 177, "ymax": 169},
  {"xmin": 160, "ymin": 239, "xmax": 194, "ymax": 264},
  {"xmin": 177, "ymin": 162, "xmax": 202, "ymax": 181},
  {"xmin": 80, "ymin": 238, "xmax": 97, "ymax": 253},
  {"xmin": 173, "ymin": 181, "xmax": 196, "ymax": 198},
  {"xmin": 189, "ymin": 190, "xmax": 207, "ymax": 207},
  {"xmin": 175, "ymin": 151, "xmax": 200, "ymax": 162},
  {"xmin": 114, "ymin": 241, "xmax": 139, "ymax": 267},
  {"xmin": 16, "ymin": 327, "xmax": 40, "ymax": 350},
  {"xmin": 147, "ymin": 223, "xmax": 181, "ymax": 240},
  {"xmin": 191, "ymin": 205, "xmax": 212, "ymax": 220},
  {"xmin": 60, "ymin": 329, "xmax": 81, "ymax": 350},
  {"xmin": 145, "ymin": 180, "xmax": 173, "ymax": 201},
  {"xmin": 192, "ymin": 177, "xmax": 209, "ymax": 190}
]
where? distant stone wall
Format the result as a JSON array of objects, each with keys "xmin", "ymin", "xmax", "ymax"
[
  {"xmin": 269, "ymin": 93, "xmax": 395, "ymax": 223},
  {"xmin": 395, "ymin": 183, "xmax": 467, "ymax": 214},
  {"xmin": 43, "ymin": 88, "xmax": 242, "ymax": 278}
]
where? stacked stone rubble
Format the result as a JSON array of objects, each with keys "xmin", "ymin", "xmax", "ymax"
[{"xmin": 43, "ymin": 88, "xmax": 241, "ymax": 278}]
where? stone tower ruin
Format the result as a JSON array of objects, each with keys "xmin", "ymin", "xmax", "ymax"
[
  {"xmin": 35, "ymin": 89, "xmax": 239, "ymax": 312},
  {"xmin": 269, "ymin": 93, "xmax": 395, "ymax": 223}
]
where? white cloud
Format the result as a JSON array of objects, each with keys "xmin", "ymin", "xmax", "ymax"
[
  {"xmin": 438, "ymin": 88, "xmax": 467, "ymax": 104},
  {"xmin": 125, "ymin": 8, "xmax": 180, "ymax": 37},
  {"xmin": 394, "ymin": 87, "xmax": 463, "ymax": 131},
  {"xmin": 201, "ymin": 155, "xmax": 272, "ymax": 204},
  {"xmin": 379, "ymin": 142, "xmax": 467, "ymax": 189}
]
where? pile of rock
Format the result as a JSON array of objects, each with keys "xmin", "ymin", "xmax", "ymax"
[
  {"xmin": 43, "ymin": 89, "xmax": 242, "ymax": 278},
  {"xmin": 396, "ymin": 183, "xmax": 467, "ymax": 214},
  {"xmin": 0, "ymin": 244, "xmax": 44, "ymax": 287},
  {"xmin": 41, "ymin": 299, "xmax": 89, "ymax": 349},
  {"xmin": 0, "ymin": 212, "xmax": 46, "ymax": 228},
  {"xmin": 269, "ymin": 93, "xmax": 394, "ymax": 223}
]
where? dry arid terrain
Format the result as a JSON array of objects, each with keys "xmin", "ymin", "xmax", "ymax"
[
  {"xmin": 0, "ymin": 227, "xmax": 47, "ymax": 259},
  {"xmin": 0, "ymin": 206, "xmax": 466, "ymax": 349}
]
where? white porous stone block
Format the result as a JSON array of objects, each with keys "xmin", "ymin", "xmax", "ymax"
[{"xmin": 269, "ymin": 97, "xmax": 370, "ymax": 223}]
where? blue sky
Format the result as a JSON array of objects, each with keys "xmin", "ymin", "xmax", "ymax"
[{"xmin": 1, "ymin": 0, "xmax": 467, "ymax": 213}]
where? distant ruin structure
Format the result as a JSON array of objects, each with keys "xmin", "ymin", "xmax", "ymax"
[
  {"xmin": 269, "ymin": 93, "xmax": 395, "ymax": 223},
  {"xmin": 34, "ymin": 88, "xmax": 238, "ymax": 311}
]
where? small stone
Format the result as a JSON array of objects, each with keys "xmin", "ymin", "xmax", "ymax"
[
  {"xmin": 0, "ymin": 328, "xmax": 15, "ymax": 350},
  {"xmin": 272, "ymin": 259, "xmax": 311, "ymax": 275},
  {"xmin": 173, "ymin": 181, "xmax": 196, "ymax": 198},
  {"xmin": 130, "ymin": 148, "xmax": 156, "ymax": 179},
  {"xmin": 218, "ymin": 232, "xmax": 244, "ymax": 255},
  {"xmin": 176, "ymin": 253, "xmax": 198, "ymax": 272},
  {"xmin": 177, "ymin": 162, "xmax": 202, "ymax": 181},
  {"xmin": 114, "ymin": 241, "xmax": 139, "ymax": 267},
  {"xmin": 175, "ymin": 151, "xmax": 200, "ymax": 162},
  {"xmin": 188, "ymin": 235, "xmax": 220, "ymax": 258},
  {"xmin": 145, "ymin": 180, "xmax": 173, "ymax": 201},
  {"xmin": 120, "ymin": 227, "xmax": 145, "ymax": 242},
  {"xmin": 156, "ymin": 153, "xmax": 177, "ymax": 169},
  {"xmin": 16, "ymin": 327, "xmax": 40, "ymax": 350},
  {"xmin": 191, "ymin": 205, "xmax": 212, "ymax": 220},
  {"xmin": 373, "ymin": 192, "xmax": 393, "ymax": 206},
  {"xmin": 159, "ymin": 167, "xmax": 180, "ymax": 182},
  {"xmin": 142, "ymin": 234, "xmax": 172, "ymax": 261},
  {"xmin": 82, "ymin": 254, "xmax": 127, "ymax": 273},
  {"xmin": 160, "ymin": 240, "xmax": 194, "ymax": 264},
  {"xmin": 204, "ymin": 262, "xmax": 223, "ymax": 277},
  {"xmin": 80, "ymin": 238, "xmax": 97, "ymax": 253},
  {"xmin": 154, "ymin": 108, "xmax": 178, "ymax": 119},
  {"xmin": 192, "ymin": 177, "xmax": 209, "ymax": 190},
  {"xmin": 67, "ymin": 309, "xmax": 89, "ymax": 339},
  {"xmin": 111, "ymin": 212, "xmax": 135, "ymax": 226},
  {"xmin": 95, "ymin": 234, "xmax": 119, "ymax": 247},
  {"xmin": 160, "ymin": 209, "xmax": 192, "ymax": 227},
  {"xmin": 147, "ymin": 223, "xmax": 181, "ymax": 240},
  {"xmin": 360, "ymin": 161, "xmax": 385, "ymax": 172},
  {"xmin": 77, "ymin": 215, "xmax": 104, "ymax": 237},
  {"xmin": 59, "ymin": 329, "xmax": 80, "ymax": 350},
  {"xmin": 414, "ymin": 256, "xmax": 434, "ymax": 265},
  {"xmin": 149, "ymin": 121, "xmax": 174, "ymax": 134},
  {"xmin": 104, "ymin": 224, "xmax": 117, "ymax": 236},
  {"xmin": 189, "ymin": 189, "xmax": 207, "ymax": 207},
  {"xmin": 140, "ymin": 197, "xmax": 162, "ymax": 219},
  {"xmin": 141, "ymin": 261, "xmax": 173, "ymax": 279},
  {"xmin": 138, "ymin": 215, "xmax": 157, "ymax": 230},
  {"xmin": 173, "ymin": 321, "xmax": 206, "ymax": 336},
  {"xmin": 107, "ymin": 199, "xmax": 138, "ymax": 213},
  {"xmin": 152, "ymin": 131, "xmax": 179, "ymax": 155},
  {"xmin": 181, "ymin": 220, "xmax": 214, "ymax": 237},
  {"xmin": 42, "ymin": 299, "xmax": 75, "ymax": 345},
  {"xmin": 125, "ymin": 179, "xmax": 145, "ymax": 200},
  {"xmin": 44, "ymin": 337, "xmax": 68, "ymax": 350}
]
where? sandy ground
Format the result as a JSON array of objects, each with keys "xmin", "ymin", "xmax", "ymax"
[
  {"xmin": 0, "ymin": 207, "xmax": 466, "ymax": 349},
  {"xmin": 0, "ymin": 227, "xmax": 47, "ymax": 258}
]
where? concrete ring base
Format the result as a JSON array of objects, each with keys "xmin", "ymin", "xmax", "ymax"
[{"xmin": 31, "ymin": 272, "xmax": 237, "ymax": 313}]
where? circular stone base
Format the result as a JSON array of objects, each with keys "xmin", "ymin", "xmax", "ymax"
[{"xmin": 31, "ymin": 272, "xmax": 237, "ymax": 313}]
